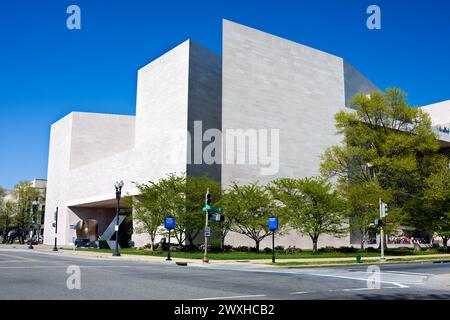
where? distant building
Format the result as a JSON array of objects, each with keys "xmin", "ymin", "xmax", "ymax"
[
  {"xmin": 1, "ymin": 179, "xmax": 47, "ymax": 239},
  {"xmin": 421, "ymin": 100, "xmax": 450, "ymax": 157},
  {"xmin": 43, "ymin": 20, "xmax": 450, "ymax": 249}
]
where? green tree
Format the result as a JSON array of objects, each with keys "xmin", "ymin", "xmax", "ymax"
[
  {"xmin": 270, "ymin": 177, "xmax": 347, "ymax": 252},
  {"xmin": 1, "ymin": 202, "xmax": 17, "ymax": 236},
  {"xmin": 1, "ymin": 193, "xmax": 18, "ymax": 240},
  {"xmin": 419, "ymin": 155, "xmax": 450, "ymax": 247},
  {"xmin": 340, "ymin": 180, "xmax": 392, "ymax": 249},
  {"xmin": 433, "ymin": 213, "xmax": 450, "ymax": 248},
  {"xmin": 133, "ymin": 174, "xmax": 222, "ymax": 249},
  {"xmin": 12, "ymin": 181, "xmax": 39, "ymax": 229},
  {"xmin": 222, "ymin": 182, "xmax": 275, "ymax": 251},
  {"xmin": 321, "ymin": 88, "xmax": 440, "ymax": 235},
  {"xmin": 132, "ymin": 182, "xmax": 165, "ymax": 251},
  {"xmin": 152, "ymin": 173, "xmax": 186, "ymax": 246}
]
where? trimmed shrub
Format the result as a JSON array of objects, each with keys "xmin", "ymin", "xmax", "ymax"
[
  {"xmin": 337, "ymin": 246, "xmax": 358, "ymax": 253},
  {"xmin": 263, "ymin": 247, "xmax": 272, "ymax": 254},
  {"xmin": 98, "ymin": 240, "xmax": 109, "ymax": 249},
  {"xmin": 223, "ymin": 245, "xmax": 233, "ymax": 252},
  {"xmin": 318, "ymin": 246, "xmax": 335, "ymax": 253},
  {"xmin": 250, "ymin": 247, "xmax": 260, "ymax": 253},
  {"xmin": 437, "ymin": 246, "xmax": 449, "ymax": 253},
  {"xmin": 235, "ymin": 246, "xmax": 250, "ymax": 252},
  {"xmin": 184, "ymin": 244, "xmax": 199, "ymax": 252},
  {"xmin": 210, "ymin": 239, "xmax": 222, "ymax": 252},
  {"xmin": 285, "ymin": 246, "xmax": 302, "ymax": 254}
]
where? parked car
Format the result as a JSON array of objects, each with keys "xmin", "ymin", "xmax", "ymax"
[
  {"xmin": 74, "ymin": 238, "xmax": 96, "ymax": 248},
  {"xmin": 26, "ymin": 235, "xmax": 42, "ymax": 245}
]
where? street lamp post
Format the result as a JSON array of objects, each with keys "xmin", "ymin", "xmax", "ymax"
[
  {"xmin": 367, "ymin": 163, "xmax": 386, "ymax": 261},
  {"xmin": 28, "ymin": 199, "xmax": 39, "ymax": 250},
  {"xmin": 113, "ymin": 181, "xmax": 124, "ymax": 257},
  {"xmin": 53, "ymin": 207, "xmax": 58, "ymax": 251}
]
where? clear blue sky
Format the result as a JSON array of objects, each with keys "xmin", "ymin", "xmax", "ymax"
[{"xmin": 1, "ymin": 0, "xmax": 449, "ymax": 189}]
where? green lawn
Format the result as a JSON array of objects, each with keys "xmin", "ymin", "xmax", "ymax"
[{"xmin": 69, "ymin": 247, "xmax": 448, "ymax": 260}]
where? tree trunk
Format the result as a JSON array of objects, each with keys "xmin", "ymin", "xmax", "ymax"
[
  {"xmin": 443, "ymin": 237, "xmax": 449, "ymax": 248},
  {"xmin": 360, "ymin": 229, "xmax": 366, "ymax": 250},
  {"xmin": 312, "ymin": 238, "xmax": 318, "ymax": 252},
  {"xmin": 150, "ymin": 236, "xmax": 155, "ymax": 251},
  {"xmin": 221, "ymin": 234, "xmax": 225, "ymax": 251},
  {"xmin": 255, "ymin": 240, "xmax": 260, "ymax": 252}
]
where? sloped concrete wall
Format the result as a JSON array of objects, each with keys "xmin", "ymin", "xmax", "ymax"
[{"xmin": 221, "ymin": 19, "xmax": 346, "ymax": 187}]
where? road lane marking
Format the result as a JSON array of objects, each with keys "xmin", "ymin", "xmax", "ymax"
[
  {"xmin": 193, "ymin": 294, "xmax": 266, "ymax": 300},
  {"xmin": 189, "ymin": 265, "xmax": 420, "ymax": 288},
  {"xmin": 0, "ymin": 265, "xmax": 135, "ymax": 269},
  {"xmin": 289, "ymin": 286, "xmax": 408, "ymax": 295},
  {"xmin": 383, "ymin": 271, "xmax": 433, "ymax": 276},
  {"xmin": 328, "ymin": 286, "xmax": 407, "ymax": 292},
  {"xmin": 308, "ymin": 272, "xmax": 410, "ymax": 288},
  {"xmin": 0, "ymin": 253, "xmax": 37, "ymax": 262}
]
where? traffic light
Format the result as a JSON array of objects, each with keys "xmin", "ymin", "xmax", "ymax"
[
  {"xmin": 203, "ymin": 189, "xmax": 223, "ymax": 222},
  {"xmin": 381, "ymin": 202, "xmax": 388, "ymax": 218},
  {"xmin": 206, "ymin": 191, "xmax": 212, "ymax": 206}
]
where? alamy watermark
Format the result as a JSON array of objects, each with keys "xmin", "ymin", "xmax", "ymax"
[
  {"xmin": 186, "ymin": 121, "xmax": 280, "ymax": 175},
  {"xmin": 66, "ymin": 265, "xmax": 81, "ymax": 290},
  {"xmin": 366, "ymin": 265, "xmax": 381, "ymax": 289},
  {"xmin": 367, "ymin": 5, "xmax": 381, "ymax": 30},
  {"xmin": 66, "ymin": 5, "xmax": 81, "ymax": 30}
]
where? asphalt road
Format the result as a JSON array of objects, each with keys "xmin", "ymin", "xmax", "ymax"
[{"xmin": 0, "ymin": 248, "xmax": 449, "ymax": 300}]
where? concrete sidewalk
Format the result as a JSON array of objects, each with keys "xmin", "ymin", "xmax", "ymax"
[{"xmin": 1, "ymin": 244, "xmax": 449, "ymax": 266}]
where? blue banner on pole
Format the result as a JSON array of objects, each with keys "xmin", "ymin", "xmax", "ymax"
[
  {"xmin": 268, "ymin": 216, "xmax": 278, "ymax": 231},
  {"xmin": 164, "ymin": 216, "xmax": 176, "ymax": 230}
]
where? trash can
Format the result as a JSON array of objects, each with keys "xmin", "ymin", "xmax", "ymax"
[{"xmin": 356, "ymin": 255, "xmax": 362, "ymax": 263}]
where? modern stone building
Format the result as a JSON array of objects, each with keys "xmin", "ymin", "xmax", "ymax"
[{"xmin": 43, "ymin": 20, "xmax": 450, "ymax": 249}]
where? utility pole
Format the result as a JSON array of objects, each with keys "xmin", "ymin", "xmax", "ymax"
[
  {"xmin": 379, "ymin": 198, "xmax": 385, "ymax": 261},
  {"xmin": 203, "ymin": 188, "xmax": 210, "ymax": 263}
]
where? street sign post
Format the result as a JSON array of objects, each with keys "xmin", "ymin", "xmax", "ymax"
[
  {"xmin": 204, "ymin": 227, "xmax": 211, "ymax": 237},
  {"xmin": 268, "ymin": 216, "xmax": 278, "ymax": 263},
  {"xmin": 164, "ymin": 217, "xmax": 176, "ymax": 261},
  {"xmin": 203, "ymin": 189, "xmax": 211, "ymax": 263},
  {"xmin": 164, "ymin": 217, "xmax": 176, "ymax": 230},
  {"xmin": 379, "ymin": 199, "xmax": 388, "ymax": 261}
]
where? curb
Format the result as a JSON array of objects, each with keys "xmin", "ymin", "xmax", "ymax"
[{"xmin": 278, "ymin": 259, "xmax": 443, "ymax": 269}]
